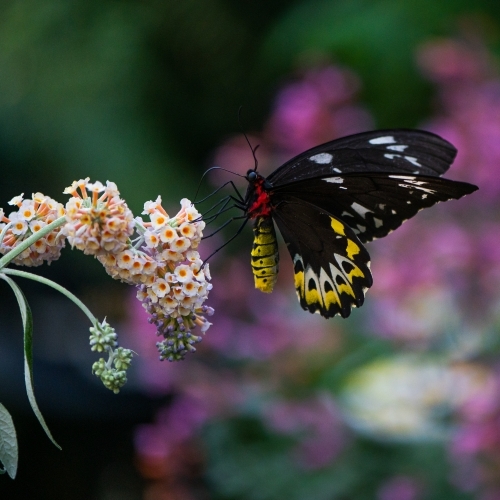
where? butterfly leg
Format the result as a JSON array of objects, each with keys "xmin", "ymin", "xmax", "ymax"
[{"xmin": 201, "ymin": 216, "xmax": 249, "ymax": 266}]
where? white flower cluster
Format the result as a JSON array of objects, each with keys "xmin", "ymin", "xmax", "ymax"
[
  {"xmin": 132, "ymin": 197, "xmax": 214, "ymax": 361},
  {"xmin": 63, "ymin": 179, "xmax": 135, "ymax": 256},
  {"xmin": 0, "ymin": 193, "xmax": 66, "ymax": 267},
  {"xmin": 63, "ymin": 182, "xmax": 214, "ymax": 362}
]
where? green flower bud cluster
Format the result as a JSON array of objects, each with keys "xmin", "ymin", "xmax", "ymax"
[{"xmin": 90, "ymin": 319, "xmax": 133, "ymax": 393}]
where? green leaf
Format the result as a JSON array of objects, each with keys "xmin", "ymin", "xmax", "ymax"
[
  {"xmin": 0, "ymin": 274, "xmax": 61, "ymax": 450},
  {"xmin": 0, "ymin": 403, "xmax": 18, "ymax": 479}
]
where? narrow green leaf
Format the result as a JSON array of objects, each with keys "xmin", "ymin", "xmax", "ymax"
[
  {"xmin": 0, "ymin": 274, "xmax": 61, "ymax": 450},
  {"xmin": 0, "ymin": 403, "xmax": 18, "ymax": 479}
]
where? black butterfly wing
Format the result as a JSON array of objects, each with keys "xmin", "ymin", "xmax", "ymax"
[
  {"xmin": 271, "ymin": 197, "xmax": 373, "ymax": 318},
  {"xmin": 267, "ymin": 129, "xmax": 457, "ymax": 185},
  {"xmin": 272, "ymin": 174, "xmax": 478, "ymax": 244}
]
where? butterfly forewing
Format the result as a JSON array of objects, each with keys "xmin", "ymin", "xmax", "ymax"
[
  {"xmin": 272, "ymin": 174, "xmax": 478, "ymax": 244},
  {"xmin": 267, "ymin": 130, "xmax": 457, "ymax": 185},
  {"xmin": 272, "ymin": 199, "xmax": 373, "ymax": 318}
]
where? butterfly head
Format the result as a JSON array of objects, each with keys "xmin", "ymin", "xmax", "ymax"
[{"xmin": 246, "ymin": 169, "xmax": 258, "ymax": 183}]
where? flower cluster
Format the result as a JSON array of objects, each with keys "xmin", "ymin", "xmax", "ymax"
[
  {"xmin": 62, "ymin": 179, "xmax": 213, "ymax": 362},
  {"xmin": 63, "ymin": 178, "xmax": 135, "ymax": 256},
  {"xmin": 131, "ymin": 198, "xmax": 213, "ymax": 361},
  {"xmin": 0, "ymin": 192, "xmax": 66, "ymax": 267}
]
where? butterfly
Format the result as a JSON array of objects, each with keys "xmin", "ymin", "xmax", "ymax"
[{"xmin": 242, "ymin": 129, "xmax": 478, "ymax": 319}]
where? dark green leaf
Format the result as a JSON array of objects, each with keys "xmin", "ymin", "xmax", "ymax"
[
  {"xmin": 0, "ymin": 274, "xmax": 61, "ymax": 450},
  {"xmin": 0, "ymin": 403, "xmax": 18, "ymax": 479}
]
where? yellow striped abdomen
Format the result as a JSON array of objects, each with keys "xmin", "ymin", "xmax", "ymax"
[{"xmin": 251, "ymin": 216, "xmax": 279, "ymax": 293}]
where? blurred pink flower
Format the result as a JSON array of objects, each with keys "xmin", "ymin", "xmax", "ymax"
[
  {"xmin": 265, "ymin": 66, "xmax": 373, "ymax": 156},
  {"xmin": 264, "ymin": 393, "xmax": 348, "ymax": 469},
  {"xmin": 370, "ymin": 38, "xmax": 500, "ymax": 341},
  {"xmin": 449, "ymin": 369, "xmax": 500, "ymax": 497},
  {"xmin": 377, "ymin": 475, "xmax": 421, "ymax": 500},
  {"xmin": 135, "ymin": 395, "xmax": 209, "ymax": 461}
]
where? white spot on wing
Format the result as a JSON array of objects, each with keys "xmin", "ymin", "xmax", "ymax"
[
  {"xmin": 357, "ymin": 224, "xmax": 366, "ymax": 233},
  {"xmin": 351, "ymin": 202, "xmax": 371, "ymax": 218},
  {"xmin": 385, "ymin": 153, "xmax": 400, "ymax": 160},
  {"xmin": 333, "ymin": 168, "xmax": 342, "ymax": 173},
  {"xmin": 310, "ymin": 152, "xmax": 333, "ymax": 164},
  {"xmin": 384, "ymin": 154, "xmax": 422, "ymax": 167},
  {"xmin": 387, "ymin": 145, "xmax": 408, "ymax": 152},
  {"xmin": 404, "ymin": 156, "xmax": 421, "ymax": 167},
  {"xmin": 389, "ymin": 175, "xmax": 416, "ymax": 180},
  {"xmin": 369, "ymin": 136, "xmax": 395, "ymax": 145},
  {"xmin": 323, "ymin": 177, "xmax": 343, "ymax": 184},
  {"xmin": 394, "ymin": 177, "xmax": 437, "ymax": 195},
  {"xmin": 374, "ymin": 218, "xmax": 383, "ymax": 228}
]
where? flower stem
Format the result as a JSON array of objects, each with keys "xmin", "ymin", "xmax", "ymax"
[{"xmin": 1, "ymin": 268, "xmax": 96, "ymax": 325}]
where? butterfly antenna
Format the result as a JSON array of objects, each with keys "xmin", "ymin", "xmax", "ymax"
[{"xmin": 238, "ymin": 105, "xmax": 260, "ymax": 172}]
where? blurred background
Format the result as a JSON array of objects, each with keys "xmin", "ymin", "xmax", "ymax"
[{"xmin": 2, "ymin": 0, "xmax": 500, "ymax": 498}]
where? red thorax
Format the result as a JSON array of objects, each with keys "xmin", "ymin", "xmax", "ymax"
[{"xmin": 246, "ymin": 176, "xmax": 272, "ymax": 219}]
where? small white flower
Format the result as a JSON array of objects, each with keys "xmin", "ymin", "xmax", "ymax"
[
  {"xmin": 105, "ymin": 181, "xmax": 120, "ymax": 197},
  {"xmin": 144, "ymin": 230, "xmax": 160, "ymax": 248},
  {"xmin": 159, "ymin": 225, "xmax": 178, "ymax": 243},
  {"xmin": 18, "ymin": 200, "xmax": 36, "ymax": 221},
  {"xmin": 29, "ymin": 219, "xmax": 46, "ymax": 232},
  {"xmin": 182, "ymin": 280, "xmax": 199, "ymax": 297},
  {"xmin": 9, "ymin": 214, "xmax": 28, "ymax": 235},
  {"xmin": 8, "ymin": 194, "xmax": 24, "ymax": 206},
  {"xmin": 162, "ymin": 249, "xmax": 183, "ymax": 262},
  {"xmin": 203, "ymin": 263, "xmax": 211, "ymax": 280},
  {"xmin": 150, "ymin": 211, "xmax": 169, "ymax": 229},
  {"xmin": 116, "ymin": 249, "xmax": 135, "ymax": 269},
  {"xmin": 178, "ymin": 222, "xmax": 195, "ymax": 239},
  {"xmin": 175, "ymin": 264, "xmax": 193, "ymax": 283},
  {"xmin": 87, "ymin": 181, "xmax": 105, "ymax": 193},
  {"xmin": 142, "ymin": 196, "xmax": 163, "ymax": 215},
  {"xmin": 185, "ymin": 205, "xmax": 200, "ymax": 222},
  {"xmin": 152, "ymin": 278, "xmax": 170, "ymax": 298},
  {"xmin": 171, "ymin": 237, "xmax": 190, "ymax": 253}
]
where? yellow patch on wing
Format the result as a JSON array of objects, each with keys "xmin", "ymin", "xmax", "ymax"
[
  {"xmin": 346, "ymin": 239, "xmax": 360, "ymax": 259},
  {"xmin": 330, "ymin": 217, "xmax": 345, "ymax": 236},
  {"xmin": 318, "ymin": 268, "xmax": 341, "ymax": 308},
  {"xmin": 334, "ymin": 254, "xmax": 365, "ymax": 283}
]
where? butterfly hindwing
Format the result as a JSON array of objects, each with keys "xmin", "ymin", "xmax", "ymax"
[
  {"xmin": 272, "ymin": 174, "xmax": 478, "ymax": 243},
  {"xmin": 267, "ymin": 129, "xmax": 457, "ymax": 185},
  {"xmin": 271, "ymin": 198, "xmax": 373, "ymax": 318}
]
